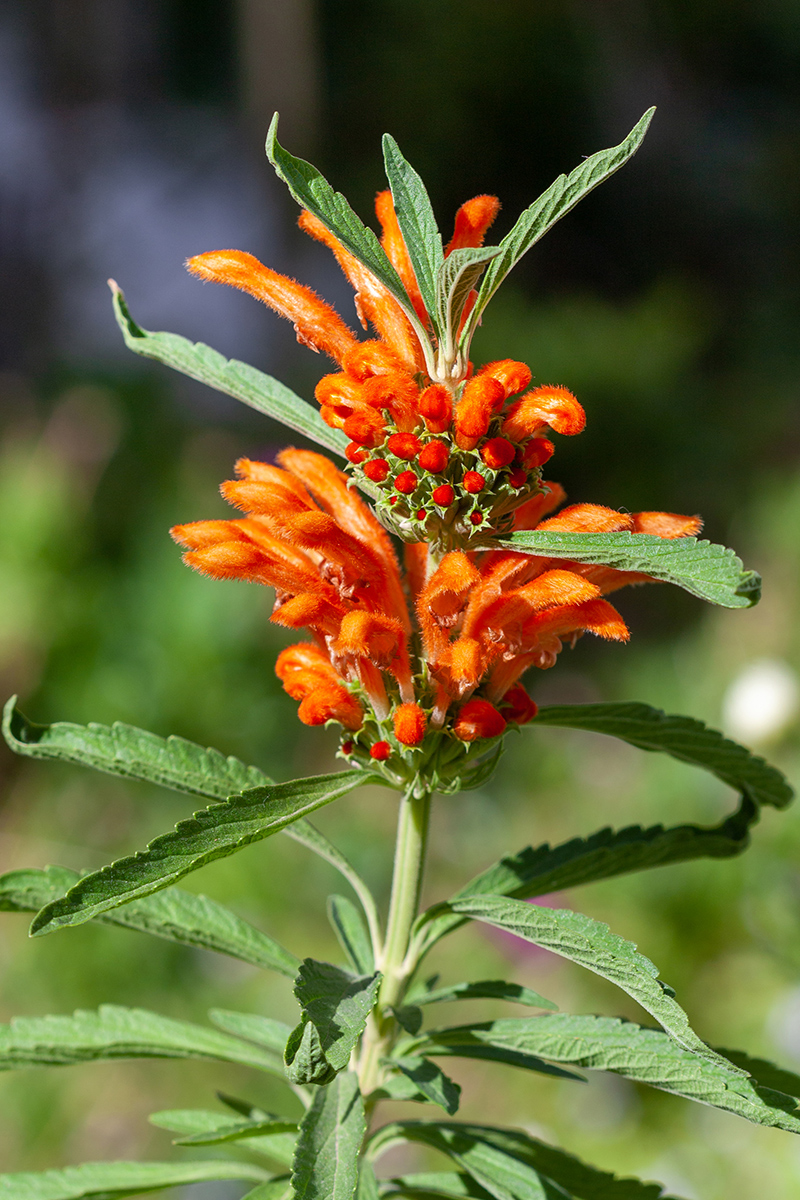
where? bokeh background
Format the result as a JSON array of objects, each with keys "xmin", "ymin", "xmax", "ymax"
[{"xmin": 1, "ymin": 3, "xmax": 799, "ymax": 1197}]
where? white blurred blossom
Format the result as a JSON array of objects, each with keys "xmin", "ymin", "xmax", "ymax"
[{"xmin": 722, "ymin": 658, "xmax": 799, "ymax": 745}]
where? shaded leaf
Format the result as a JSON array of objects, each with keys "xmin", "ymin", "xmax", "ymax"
[
  {"xmin": 407, "ymin": 980, "xmax": 556, "ymax": 1012},
  {"xmin": 489, "ymin": 530, "xmax": 759, "ymax": 609},
  {"xmin": 174, "ymin": 1115, "xmax": 297, "ymax": 1146},
  {"xmin": 382, "ymin": 134, "xmax": 444, "ymax": 326},
  {"xmin": 358, "ymin": 1161, "xmax": 382, "ymax": 1200},
  {"xmin": 328, "ymin": 894, "xmax": 375, "ymax": 973},
  {"xmin": 462, "ymin": 109, "xmax": 655, "ymax": 345},
  {"xmin": 436, "ymin": 247, "xmax": 501, "ymax": 355},
  {"xmin": 390, "ymin": 1005, "xmax": 424, "ymax": 1035},
  {"xmin": 293, "ymin": 958, "xmax": 382, "ymax": 1072},
  {"xmin": 392, "ymin": 1057, "xmax": 461, "ymax": 1115},
  {"xmin": 449, "ymin": 896, "xmax": 733, "ymax": 1068},
  {"xmin": 292, "ymin": 1070, "xmax": 365, "ymax": 1199},
  {"xmin": 285, "ymin": 1019, "xmax": 339, "ymax": 1086},
  {"xmin": 30, "ymin": 770, "xmax": 373, "ymax": 935},
  {"xmin": 150, "ymin": 1106, "xmax": 296, "ymax": 1164},
  {"xmin": 380, "ymin": 1171, "xmax": 493, "ymax": 1198},
  {"xmin": 533, "ymin": 703, "xmax": 792, "ymax": 809},
  {"xmin": 110, "ymin": 283, "xmax": 347, "ymax": 455},
  {"xmin": 413, "ymin": 1015, "xmax": 800, "ymax": 1134},
  {"xmin": 0, "ymin": 1005, "xmax": 282, "ymax": 1075},
  {"xmin": 242, "ymin": 1181, "xmax": 293, "ymax": 1200},
  {"xmin": 0, "ymin": 1160, "xmax": 267, "ymax": 1200}
]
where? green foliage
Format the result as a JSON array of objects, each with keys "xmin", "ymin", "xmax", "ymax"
[
  {"xmin": 172, "ymin": 1114, "xmax": 297, "ymax": 1146},
  {"xmin": 29, "ymin": 769, "xmax": 373, "ymax": 935},
  {"xmin": 288, "ymin": 959, "xmax": 382, "ymax": 1079},
  {"xmin": 0, "ymin": 1005, "xmax": 285, "ymax": 1075},
  {"xmin": 207, "ymin": 1010, "xmax": 292, "ymax": 1055},
  {"xmin": 109, "ymin": 283, "xmax": 348, "ymax": 457},
  {"xmin": 328, "ymin": 894, "xmax": 376, "ymax": 973},
  {"xmin": 533, "ymin": 702, "xmax": 793, "ymax": 808},
  {"xmin": 0, "ymin": 864, "xmax": 300, "ymax": 976},
  {"xmin": 0, "ymin": 1160, "xmax": 268, "ymax": 1199},
  {"xmin": 292, "ymin": 1071, "xmax": 365, "ymax": 1200},
  {"xmin": 381, "ymin": 1172, "xmax": 493, "ymax": 1199},
  {"xmin": 382, "ymin": 134, "xmax": 445, "ymax": 328},
  {"xmin": 407, "ymin": 979, "xmax": 557, "ymax": 1011},
  {"xmin": 391, "ymin": 1056, "xmax": 461, "ymax": 1115},
  {"xmin": 436, "ymin": 246, "xmax": 501, "ymax": 359},
  {"xmin": 459, "ymin": 108, "xmax": 656, "ymax": 349},
  {"xmin": 150, "ymin": 1106, "xmax": 296, "ymax": 1164},
  {"xmin": 411, "ymin": 1015, "xmax": 800, "ymax": 1134},
  {"xmin": 448, "ymin": 894, "xmax": 736, "ymax": 1067},
  {"xmin": 491, "ymin": 530, "xmax": 760, "ymax": 608}
]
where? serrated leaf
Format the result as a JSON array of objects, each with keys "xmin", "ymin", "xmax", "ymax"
[
  {"xmin": 370, "ymin": 1123, "xmax": 561, "ymax": 1200},
  {"xmin": 174, "ymin": 1114, "xmax": 297, "ymax": 1145},
  {"xmin": 3, "ymin": 697, "xmax": 382, "ymax": 934},
  {"xmin": 449, "ymin": 895, "xmax": 732, "ymax": 1068},
  {"xmin": 292, "ymin": 1070, "xmax": 365, "ymax": 1200},
  {"xmin": 293, "ymin": 958, "xmax": 382, "ymax": 1072},
  {"xmin": 0, "ymin": 864, "xmax": 299, "ymax": 976},
  {"xmin": 487, "ymin": 530, "xmax": 760, "ymax": 609},
  {"xmin": 285, "ymin": 1019, "xmax": 339, "ymax": 1086},
  {"xmin": 0, "ymin": 1159, "xmax": 268, "ymax": 1200},
  {"xmin": 109, "ymin": 283, "xmax": 346, "ymax": 455},
  {"xmin": 30, "ymin": 769, "xmax": 373, "ymax": 935},
  {"xmin": 328, "ymin": 894, "xmax": 375, "ymax": 973},
  {"xmin": 0, "ymin": 1005, "xmax": 283, "ymax": 1075},
  {"xmin": 413, "ymin": 795, "xmax": 757, "ymax": 955},
  {"xmin": 208, "ymin": 1010, "xmax": 293, "ymax": 1056},
  {"xmin": 461, "ymin": 109, "xmax": 655, "ymax": 348},
  {"xmin": 266, "ymin": 116, "xmax": 431, "ymax": 358},
  {"xmin": 436, "ymin": 246, "xmax": 501, "ymax": 357},
  {"xmin": 149, "ymin": 1106, "xmax": 296, "ymax": 1163},
  {"xmin": 407, "ymin": 980, "xmax": 556, "ymax": 1011},
  {"xmin": 533, "ymin": 702, "xmax": 792, "ymax": 809},
  {"xmin": 392, "ymin": 1040, "xmax": 585, "ymax": 1084},
  {"xmin": 381, "ymin": 1172, "xmax": 493, "ymax": 1199},
  {"xmin": 382, "ymin": 134, "xmax": 444, "ymax": 326},
  {"xmin": 413, "ymin": 1015, "xmax": 800, "ymax": 1134},
  {"xmin": 392, "ymin": 1057, "xmax": 461, "ymax": 1115}
]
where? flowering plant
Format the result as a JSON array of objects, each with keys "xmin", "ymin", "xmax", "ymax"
[{"xmin": 1, "ymin": 110, "xmax": 796, "ymax": 1199}]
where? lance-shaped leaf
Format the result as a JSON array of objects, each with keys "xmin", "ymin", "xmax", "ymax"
[
  {"xmin": 0, "ymin": 1005, "xmax": 285, "ymax": 1075},
  {"xmin": 0, "ymin": 1159, "xmax": 268, "ymax": 1200},
  {"xmin": 328, "ymin": 894, "xmax": 375, "ymax": 973},
  {"xmin": 485, "ymin": 530, "xmax": 760, "ymax": 609},
  {"xmin": 292, "ymin": 1070, "xmax": 365, "ymax": 1200},
  {"xmin": 391, "ymin": 1057, "xmax": 462, "ymax": 1115},
  {"xmin": 412, "ymin": 1015, "xmax": 800, "ymax": 1134},
  {"xmin": 266, "ymin": 115, "xmax": 432, "ymax": 362},
  {"xmin": 370, "ymin": 1123, "xmax": 562, "ymax": 1200},
  {"xmin": 382, "ymin": 134, "xmax": 444, "ymax": 326},
  {"xmin": 290, "ymin": 958, "xmax": 382, "ymax": 1074},
  {"xmin": 449, "ymin": 895, "xmax": 732, "ymax": 1068},
  {"xmin": 407, "ymin": 979, "xmax": 556, "ymax": 1011},
  {"xmin": 110, "ymin": 282, "xmax": 347, "ymax": 456},
  {"xmin": 460, "ymin": 108, "xmax": 655, "ymax": 347},
  {"xmin": 30, "ymin": 769, "xmax": 374, "ymax": 935},
  {"xmin": 0, "ymin": 865, "xmax": 300, "ymax": 977},
  {"xmin": 413, "ymin": 796, "xmax": 757, "ymax": 955},
  {"xmin": 534, "ymin": 702, "xmax": 792, "ymax": 808},
  {"xmin": 244, "ymin": 1182, "xmax": 293, "ymax": 1200},
  {"xmin": 380, "ymin": 1126, "xmax": 682, "ymax": 1200},
  {"xmin": 209, "ymin": 1010, "xmax": 293, "ymax": 1056},
  {"xmin": 4, "ymin": 698, "xmax": 381, "ymax": 933},
  {"xmin": 150, "ymin": 1106, "xmax": 296, "ymax": 1164},
  {"xmin": 381, "ymin": 1172, "xmax": 494, "ymax": 1199},
  {"xmin": 436, "ymin": 246, "xmax": 501, "ymax": 357},
  {"xmin": 174, "ymin": 1115, "xmax": 298, "ymax": 1146}
]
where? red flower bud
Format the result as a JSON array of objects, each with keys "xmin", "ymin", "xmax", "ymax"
[
  {"xmin": 463, "ymin": 470, "xmax": 486, "ymax": 494},
  {"xmin": 469, "ymin": 511, "xmax": 484, "ymax": 525},
  {"xmin": 345, "ymin": 442, "xmax": 368, "ymax": 464},
  {"xmin": 500, "ymin": 684, "xmax": 538, "ymax": 725},
  {"xmin": 370, "ymin": 740, "xmax": 392, "ymax": 760},
  {"xmin": 393, "ymin": 703, "xmax": 427, "ymax": 746},
  {"xmin": 419, "ymin": 384, "xmax": 452, "ymax": 433},
  {"xmin": 522, "ymin": 437, "xmax": 555, "ymax": 469},
  {"xmin": 454, "ymin": 698, "xmax": 507, "ymax": 741},
  {"xmin": 508, "ymin": 467, "xmax": 528, "ymax": 489},
  {"xmin": 418, "ymin": 440, "xmax": 449, "ymax": 473},
  {"xmin": 387, "ymin": 432, "xmax": 422, "ymax": 460},
  {"xmin": 395, "ymin": 470, "xmax": 418, "ymax": 494},
  {"xmin": 363, "ymin": 458, "xmax": 390, "ymax": 482},
  {"xmin": 432, "ymin": 484, "xmax": 454, "ymax": 506},
  {"xmin": 480, "ymin": 437, "xmax": 515, "ymax": 469}
]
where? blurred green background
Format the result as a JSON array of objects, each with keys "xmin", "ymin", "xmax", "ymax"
[{"xmin": 1, "ymin": 3, "xmax": 799, "ymax": 1198}]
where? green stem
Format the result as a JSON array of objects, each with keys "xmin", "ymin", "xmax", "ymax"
[{"xmin": 357, "ymin": 783, "xmax": 432, "ymax": 1098}]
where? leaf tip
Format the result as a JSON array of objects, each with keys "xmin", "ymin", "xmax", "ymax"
[{"xmin": 265, "ymin": 110, "xmax": 280, "ymax": 159}]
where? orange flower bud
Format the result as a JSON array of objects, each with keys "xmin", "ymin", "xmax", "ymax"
[
  {"xmin": 418, "ymin": 440, "xmax": 449, "ymax": 473},
  {"xmin": 419, "ymin": 384, "xmax": 453, "ymax": 434},
  {"xmin": 334, "ymin": 610, "xmax": 404, "ymax": 668},
  {"xmin": 446, "ymin": 195, "xmax": 501, "ymax": 254},
  {"xmin": 502, "ymin": 385, "xmax": 585, "ymax": 441},
  {"xmin": 480, "ymin": 438, "xmax": 515, "ymax": 470},
  {"xmin": 342, "ymin": 339, "xmax": 404, "ymax": 380},
  {"xmin": 393, "ymin": 703, "xmax": 427, "ymax": 746},
  {"xmin": 387, "ymin": 432, "xmax": 422, "ymax": 460},
  {"xmin": 477, "ymin": 359, "xmax": 532, "ymax": 398},
  {"xmin": 522, "ymin": 438, "xmax": 555, "ymax": 469},
  {"xmin": 363, "ymin": 458, "xmax": 390, "ymax": 482},
  {"xmin": 370, "ymin": 740, "xmax": 392, "ymax": 761},
  {"xmin": 454, "ymin": 698, "xmax": 507, "ymax": 741},
  {"xmin": 463, "ymin": 470, "xmax": 486, "ymax": 494},
  {"xmin": 362, "ymin": 371, "xmax": 420, "ymax": 430},
  {"xmin": 432, "ymin": 484, "xmax": 454, "ymax": 506},
  {"xmin": 454, "ymin": 376, "xmax": 505, "ymax": 450},
  {"xmin": 501, "ymin": 684, "xmax": 538, "ymax": 725},
  {"xmin": 342, "ymin": 406, "xmax": 386, "ymax": 447},
  {"xmin": 346, "ymin": 442, "xmax": 368, "ymax": 464},
  {"xmin": 395, "ymin": 470, "xmax": 418, "ymax": 494},
  {"xmin": 298, "ymin": 682, "xmax": 364, "ymax": 730}
]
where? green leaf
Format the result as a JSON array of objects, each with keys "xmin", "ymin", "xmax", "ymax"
[
  {"xmin": 382, "ymin": 134, "xmax": 444, "ymax": 326},
  {"xmin": 292, "ymin": 1070, "xmax": 365, "ymax": 1200},
  {"xmin": 380, "ymin": 1172, "xmax": 493, "ymax": 1199},
  {"xmin": 150, "ymin": 1106, "xmax": 296, "ymax": 1164},
  {"xmin": 413, "ymin": 795, "xmax": 757, "ymax": 955},
  {"xmin": 392, "ymin": 1039, "xmax": 585, "ymax": 1084},
  {"xmin": 407, "ymin": 980, "xmax": 556, "ymax": 1011},
  {"xmin": 462, "ymin": 109, "xmax": 655, "ymax": 347},
  {"xmin": 30, "ymin": 769, "xmax": 374, "ymax": 935},
  {"xmin": 413, "ymin": 1015, "xmax": 800, "ymax": 1134},
  {"xmin": 287, "ymin": 822, "xmax": 383, "ymax": 954},
  {"xmin": 435, "ymin": 246, "xmax": 501, "ymax": 357},
  {"xmin": 391, "ymin": 1057, "xmax": 461, "ymax": 1115},
  {"xmin": 285, "ymin": 1019, "xmax": 339, "ymax": 1086},
  {"xmin": 390, "ymin": 1005, "xmax": 424, "ymax": 1035},
  {"xmin": 293, "ymin": 958, "xmax": 382, "ymax": 1072},
  {"xmin": 487, "ymin": 530, "xmax": 760, "ymax": 609},
  {"xmin": 174, "ymin": 1115, "xmax": 297, "ymax": 1145},
  {"xmin": 533, "ymin": 702, "xmax": 793, "ymax": 809},
  {"xmin": 369, "ymin": 1123, "xmax": 560, "ymax": 1200},
  {"xmin": 358, "ymin": 1161, "xmax": 382, "ymax": 1200},
  {"xmin": 328, "ymin": 894, "xmax": 375, "ymax": 973},
  {"xmin": 243, "ymin": 1181, "xmax": 293, "ymax": 1200},
  {"xmin": 715, "ymin": 1048, "xmax": 800, "ymax": 1098},
  {"xmin": 266, "ymin": 116, "xmax": 430, "ymax": 350},
  {"xmin": 0, "ymin": 1160, "xmax": 268, "ymax": 1200},
  {"xmin": 367, "ymin": 1073, "xmax": 435, "ymax": 1104},
  {"xmin": 110, "ymin": 283, "xmax": 347, "ymax": 456},
  {"xmin": 0, "ymin": 864, "xmax": 299, "ymax": 976},
  {"xmin": 0, "ymin": 1005, "xmax": 283, "ymax": 1075},
  {"xmin": 448, "ymin": 895, "xmax": 732, "ymax": 1068},
  {"xmin": 208, "ymin": 1010, "xmax": 293, "ymax": 1056}
]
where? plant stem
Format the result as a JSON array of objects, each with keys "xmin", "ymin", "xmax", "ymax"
[{"xmin": 357, "ymin": 782, "xmax": 431, "ymax": 1098}]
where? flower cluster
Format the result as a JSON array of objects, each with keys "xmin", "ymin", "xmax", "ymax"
[{"xmin": 177, "ymin": 187, "xmax": 701, "ymax": 781}]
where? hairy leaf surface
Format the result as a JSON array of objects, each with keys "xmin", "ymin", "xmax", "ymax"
[
  {"xmin": 407, "ymin": 979, "xmax": 556, "ymax": 1011},
  {"xmin": 110, "ymin": 283, "xmax": 346, "ymax": 455},
  {"xmin": 208, "ymin": 1010, "xmax": 292, "ymax": 1056},
  {"xmin": 0, "ymin": 1159, "xmax": 267, "ymax": 1199},
  {"xmin": 391, "ymin": 1057, "xmax": 462, "ymax": 1115},
  {"xmin": 382, "ymin": 135, "xmax": 444, "ymax": 326},
  {"xmin": 381, "ymin": 1172, "xmax": 494, "ymax": 1198},
  {"xmin": 436, "ymin": 246, "xmax": 501, "ymax": 353},
  {"xmin": 292, "ymin": 1070, "xmax": 365, "ymax": 1199},
  {"xmin": 150, "ymin": 1107, "xmax": 296, "ymax": 1164},
  {"xmin": 489, "ymin": 530, "xmax": 759, "ymax": 608},
  {"xmin": 30, "ymin": 770, "xmax": 373, "ymax": 935},
  {"xmin": 293, "ymin": 958, "xmax": 382, "ymax": 1071}
]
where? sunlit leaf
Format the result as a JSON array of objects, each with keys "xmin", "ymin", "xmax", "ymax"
[
  {"xmin": 406, "ymin": 979, "xmax": 556, "ymax": 1011},
  {"xmin": 382, "ymin": 134, "xmax": 444, "ymax": 326},
  {"xmin": 0, "ymin": 1160, "xmax": 267, "ymax": 1200},
  {"xmin": 292, "ymin": 1071, "xmax": 365, "ymax": 1199},
  {"xmin": 328, "ymin": 894, "xmax": 375, "ymax": 973}
]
